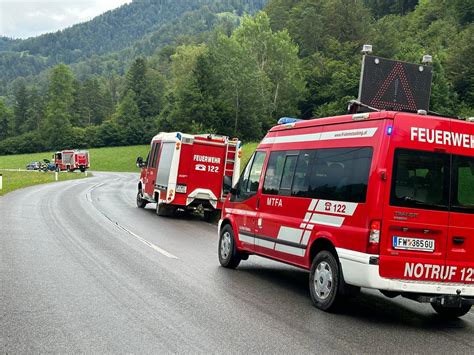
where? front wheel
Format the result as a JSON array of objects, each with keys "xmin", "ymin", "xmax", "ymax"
[
  {"xmin": 431, "ymin": 303, "xmax": 472, "ymax": 319},
  {"xmin": 309, "ymin": 250, "xmax": 342, "ymax": 312},
  {"xmin": 218, "ymin": 225, "xmax": 241, "ymax": 268},
  {"xmin": 136, "ymin": 190, "xmax": 147, "ymax": 208}
]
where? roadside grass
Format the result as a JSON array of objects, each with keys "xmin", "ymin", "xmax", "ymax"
[{"xmin": 0, "ymin": 171, "xmax": 88, "ymax": 196}]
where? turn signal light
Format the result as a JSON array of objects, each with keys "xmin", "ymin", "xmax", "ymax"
[{"xmin": 367, "ymin": 220, "xmax": 381, "ymax": 254}]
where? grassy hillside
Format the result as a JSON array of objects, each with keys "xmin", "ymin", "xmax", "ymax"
[{"xmin": 0, "ymin": 143, "xmax": 258, "ymax": 172}]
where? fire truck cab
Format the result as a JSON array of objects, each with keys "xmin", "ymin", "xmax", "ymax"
[
  {"xmin": 219, "ymin": 111, "xmax": 474, "ymax": 318},
  {"xmin": 137, "ymin": 132, "xmax": 241, "ymax": 219},
  {"xmin": 54, "ymin": 150, "xmax": 90, "ymax": 172}
]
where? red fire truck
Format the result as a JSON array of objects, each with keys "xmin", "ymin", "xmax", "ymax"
[
  {"xmin": 218, "ymin": 111, "xmax": 474, "ymax": 318},
  {"xmin": 54, "ymin": 150, "xmax": 90, "ymax": 172},
  {"xmin": 136, "ymin": 132, "xmax": 241, "ymax": 219}
]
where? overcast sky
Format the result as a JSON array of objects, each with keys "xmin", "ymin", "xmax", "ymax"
[{"xmin": 0, "ymin": 0, "xmax": 132, "ymax": 39}]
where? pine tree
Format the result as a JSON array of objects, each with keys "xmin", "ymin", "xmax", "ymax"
[{"xmin": 43, "ymin": 64, "xmax": 75, "ymax": 149}]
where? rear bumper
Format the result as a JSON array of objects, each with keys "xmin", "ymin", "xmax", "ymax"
[{"xmin": 337, "ymin": 248, "xmax": 474, "ymax": 297}]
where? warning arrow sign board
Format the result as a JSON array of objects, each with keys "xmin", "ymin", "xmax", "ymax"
[{"xmin": 358, "ymin": 55, "xmax": 432, "ymax": 112}]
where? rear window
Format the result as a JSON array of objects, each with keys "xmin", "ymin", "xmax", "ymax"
[
  {"xmin": 390, "ymin": 149, "xmax": 449, "ymax": 211},
  {"xmin": 390, "ymin": 149, "xmax": 474, "ymax": 214}
]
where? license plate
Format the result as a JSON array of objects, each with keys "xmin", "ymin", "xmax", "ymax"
[
  {"xmin": 392, "ymin": 236, "xmax": 435, "ymax": 252},
  {"xmin": 176, "ymin": 185, "xmax": 187, "ymax": 194}
]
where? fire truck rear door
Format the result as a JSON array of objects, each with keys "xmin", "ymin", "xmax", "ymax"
[{"xmin": 144, "ymin": 142, "xmax": 160, "ymax": 198}]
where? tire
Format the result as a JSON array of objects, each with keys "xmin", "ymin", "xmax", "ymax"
[
  {"xmin": 431, "ymin": 303, "xmax": 472, "ymax": 319},
  {"xmin": 218, "ymin": 224, "xmax": 241, "ymax": 269},
  {"xmin": 136, "ymin": 190, "xmax": 147, "ymax": 208},
  {"xmin": 309, "ymin": 250, "xmax": 342, "ymax": 311},
  {"xmin": 80, "ymin": 167, "xmax": 85, "ymax": 173},
  {"xmin": 156, "ymin": 202, "xmax": 175, "ymax": 217}
]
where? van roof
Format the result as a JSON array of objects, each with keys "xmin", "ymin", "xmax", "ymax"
[{"xmin": 269, "ymin": 111, "xmax": 464, "ymax": 132}]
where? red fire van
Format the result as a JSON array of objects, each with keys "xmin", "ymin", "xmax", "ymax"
[
  {"xmin": 137, "ymin": 132, "xmax": 241, "ymax": 219},
  {"xmin": 218, "ymin": 111, "xmax": 474, "ymax": 318}
]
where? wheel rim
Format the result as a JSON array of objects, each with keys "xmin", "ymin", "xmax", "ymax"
[
  {"xmin": 314, "ymin": 261, "xmax": 333, "ymax": 300},
  {"xmin": 220, "ymin": 231, "xmax": 232, "ymax": 260},
  {"xmin": 137, "ymin": 191, "xmax": 142, "ymax": 204}
]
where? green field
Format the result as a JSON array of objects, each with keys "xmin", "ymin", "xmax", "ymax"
[
  {"xmin": 0, "ymin": 142, "xmax": 258, "ymax": 196},
  {"xmin": 0, "ymin": 145, "xmax": 149, "ymax": 172},
  {"xmin": 0, "ymin": 171, "xmax": 88, "ymax": 196},
  {"xmin": 0, "ymin": 143, "xmax": 258, "ymax": 172}
]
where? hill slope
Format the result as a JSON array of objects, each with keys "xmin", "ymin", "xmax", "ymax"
[{"xmin": 0, "ymin": 0, "xmax": 266, "ymax": 86}]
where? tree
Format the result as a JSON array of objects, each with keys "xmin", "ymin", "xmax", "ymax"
[
  {"xmin": 12, "ymin": 81, "xmax": 29, "ymax": 135},
  {"xmin": 234, "ymin": 12, "xmax": 306, "ymax": 122},
  {"xmin": 113, "ymin": 90, "xmax": 142, "ymax": 145},
  {"xmin": 0, "ymin": 98, "xmax": 12, "ymax": 140},
  {"xmin": 43, "ymin": 64, "xmax": 75, "ymax": 149},
  {"xmin": 124, "ymin": 58, "xmax": 165, "ymax": 120}
]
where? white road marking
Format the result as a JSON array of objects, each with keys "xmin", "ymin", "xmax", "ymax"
[
  {"xmin": 86, "ymin": 182, "xmax": 178, "ymax": 259},
  {"xmin": 114, "ymin": 222, "xmax": 178, "ymax": 259}
]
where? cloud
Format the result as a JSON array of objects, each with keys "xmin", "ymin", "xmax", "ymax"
[{"xmin": 0, "ymin": 0, "xmax": 131, "ymax": 39}]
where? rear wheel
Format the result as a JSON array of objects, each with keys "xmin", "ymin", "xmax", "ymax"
[
  {"xmin": 218, "ymin": 224, "xmax": 241, "ymax": 268},
  {"xmin": 309, "ymin": 250, "xmax": 342, "ymax": 311},
  {"xmin": 431, "ymin": 303, "xmax": 472, "ymax": 319},
  {"xmin": 156, "ymin": 202, "xmax": 176, "ymax": 217},
  {"xmin": 136, "ymin": 190, "xmax": 147, "ymax": 208}
]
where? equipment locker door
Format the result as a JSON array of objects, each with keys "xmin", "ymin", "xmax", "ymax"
[{"xmin": 144, "ymin": 142, "xmax": 161, "ymax": 198}]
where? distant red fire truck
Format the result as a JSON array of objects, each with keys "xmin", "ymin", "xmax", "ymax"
[
  {"xmin": 54, "ymin": 150, "xmax": 90, "ymax": 172},
  {"xmin": 136, "ymin": 132, "xmax": 241, "ymax": 219}
]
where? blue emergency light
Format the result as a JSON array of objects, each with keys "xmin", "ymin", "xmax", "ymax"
[{"xmin": 278, "ymin": 117, "xmax": 303, "ymax": 125}]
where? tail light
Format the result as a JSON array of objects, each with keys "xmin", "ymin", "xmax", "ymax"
[{"xmin": 367, "ymin": 220, "xmax": 381, "ymax": 254}]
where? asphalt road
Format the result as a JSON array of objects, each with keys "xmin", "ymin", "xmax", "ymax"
[{"xmin": 1, "ymin": 172, "xmax": 473, "ymax": 353}]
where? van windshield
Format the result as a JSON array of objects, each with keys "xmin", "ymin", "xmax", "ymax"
[{"xmin": 390, "ymin": 149, "xmax": 474, "ymax": 214}]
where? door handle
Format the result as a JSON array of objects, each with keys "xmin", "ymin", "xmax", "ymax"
[
  {"xmin": 256, "ymin": 197, "xmax": 260, "ymax": 209},
  {"xmin": 453, "ymin": 236, "xmax": 465, "ymax": 245}
]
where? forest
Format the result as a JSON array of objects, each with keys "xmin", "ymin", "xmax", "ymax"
[{"xmin": 0, "ymin": 0, "xmax": 472, "ymax": 155}]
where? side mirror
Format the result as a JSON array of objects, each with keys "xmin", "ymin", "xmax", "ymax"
[
  {"xmin": 223, "ymin": 175, "xmax": 232, "ymax": 194},
  {"xmin": 136, "ymin": 157, "xmax": 144, "ymax": 168}
]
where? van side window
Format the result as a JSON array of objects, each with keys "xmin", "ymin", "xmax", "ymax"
[
  {"xmin": 390, "ymin": 149, "xmax": 449, "ymax": 211},
  {"xmin": 151, "ymin": 143, "xmax": 161, "ymax": 168},
  {"xmin": 263, "ymin": 151, "xmax": 286, "ymax": 195},
  {"xmin": 308, "ymin": 147, "xmax": 373, "ymax": 203},
  {"xmin": 232, "ymin": 151, "xmax": 267, "ymax": 201},
  {"xmin": 292, "ymin": 151, "xmax": 313, "ymax": 197}
]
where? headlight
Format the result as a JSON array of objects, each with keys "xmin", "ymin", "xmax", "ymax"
[{"xmin": 176, "ymin": 184, "xmax": 187, "ymax": 193}]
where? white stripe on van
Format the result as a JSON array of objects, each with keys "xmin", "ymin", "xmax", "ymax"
[
  {"xmin": 277, "ymin": 226, "xmax": 304, "ymax": 243},
  {"xmin": 261, "ymin": 128, "xmax": 378, "ymax": 145},
  {"xmin": 310, "ymin": 213, "xmax": 345, "ymax": 227},
  {"xmin": 275, "ymin": 244, "xmax": 305, "ymax": 257}
]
